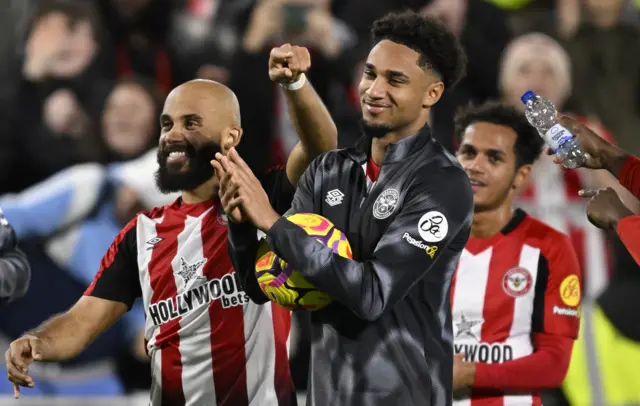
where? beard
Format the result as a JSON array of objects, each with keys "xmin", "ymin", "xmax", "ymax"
[
  {"xmin": 155, "ymin": 141, "xmax": 221, "ymax": 194},
  {"xmin": 359, "ymin": 118, "xmax": 395, "ymax": 139}
]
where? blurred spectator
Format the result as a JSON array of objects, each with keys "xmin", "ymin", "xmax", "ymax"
[
  {"xmin": 0, "ymin": 0, "xmax": 113, "ymax": 195},
  {"xmin": 0, "ymin": 149, "xmax": 178, "ymax": 396},
  {"xmin": 560, "ymin": 0, "xmax": 640, "ymax": 155},
  {"xmin": 425, "ymin": 0, "xmax": 512, "ymax": 152},
  {"xmin": 228, "ymin": 0, "xmax": 357, "ymax": 173},
  {"xmin": 100, "ymin": 77, "xmax": 163, "ymax": 162}
]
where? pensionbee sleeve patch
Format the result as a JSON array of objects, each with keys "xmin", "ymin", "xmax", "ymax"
[
  {"xmin": 559, "ymin": 274, "xmax": 581, "ymax": 307},
  {"xmin": 418, "ymin": 211, "xmax": 448, "ymax": 243}
]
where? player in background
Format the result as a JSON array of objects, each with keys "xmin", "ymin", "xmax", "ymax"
[
  {"xmin": 0, "ymin": 208, "xmax": 30, "ymax": 305},
  {"xmin": 5, "ymin": 45, "xmax": 336, "ymax": 406},
  {"xmin": 450, "ymin": 102, "xmax": 582, "ymax": 405},
  {"xmin": 215, "ymin": 10, "xmax": 472, "ymax": 406}
]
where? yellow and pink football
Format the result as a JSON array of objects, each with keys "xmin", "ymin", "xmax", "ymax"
[{"xmin": 255, "ymin": 213, "xmax": 352, "ymax": 311}]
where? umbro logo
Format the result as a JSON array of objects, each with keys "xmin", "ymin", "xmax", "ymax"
[
  {"xmin": 325, "ymin": 189, "xmax": 344, "ymax": 207},
  {"xmin": 146, "ymin": 237, "xmax": 164, "ymax": 250}
]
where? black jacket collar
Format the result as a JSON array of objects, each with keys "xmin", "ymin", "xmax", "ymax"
[{"xmin": 345, "ymin": 123, "xmax": 433, "ymax": 165}]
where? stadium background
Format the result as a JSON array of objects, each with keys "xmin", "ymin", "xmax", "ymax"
[{"xmin": 1, "ymin": 0, "xmax": 640, "ymax": 404}]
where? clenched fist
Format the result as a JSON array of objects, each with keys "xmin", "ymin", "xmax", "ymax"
[
  {"xmin": 269, "ymin": 44, "xmax": 311, "ymax": 85},
  {"xmin": 5, "ymin": 335, "xmax": 44, "ymax": 398}
]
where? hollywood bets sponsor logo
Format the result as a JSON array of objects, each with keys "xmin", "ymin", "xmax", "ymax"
[
  {"xmin": 402, "ymin": 232, "xmax": 438, "ymax": 258},
  {"xmin": 148, "ymin": 272, "xmax": 249, "ymax": 326},
  {"xmin": 454, "ymin": 343, "xmax": 514, "ymax": 364}
]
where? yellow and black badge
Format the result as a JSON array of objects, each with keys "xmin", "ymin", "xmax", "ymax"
[{"xmin": 560, "ymin": 274, "xmax": 581, "ymax": 307}]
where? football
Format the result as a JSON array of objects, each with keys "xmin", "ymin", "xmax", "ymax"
[{"xmin": 254, "ymin": 213, "xmax": 352, "ymax": 311}]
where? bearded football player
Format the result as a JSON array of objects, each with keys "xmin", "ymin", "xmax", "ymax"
[
  {"xmin": 451, "ymin": 101, "xmax": 582, "ymax": 405},
  {"xmin": 5, "ymin": 45, "xmax": 336, "ymax": 406}
]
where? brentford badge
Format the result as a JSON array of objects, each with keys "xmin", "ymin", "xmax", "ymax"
[{"xmin": 502, "ymin": 267, "xmax": 533, "ymax": 298}]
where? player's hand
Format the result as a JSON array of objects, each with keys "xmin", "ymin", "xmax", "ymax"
[
  {"xmin": 452, "ymin": 353, "xmax": 475, "ymax": 390},
  {"xmin": 213, "ymin": 148, "xmax": 281, "ymax": 232},
  {"xmin": 5, "ymin": 335, "xmax": 43, "ymax": 398},
  {"xmin": 579, "ymin": 187, "xmax": 634, "ymax": 230},
  {"xmin": 269, "ymin": 44, "xmax": 311, "ymax": 85},
  {"xmin": 211, "ymin": 158, "xmax": 248, "ymax": 224},
  {"xmin": 546, "ymin": 115, "xmax": 627, "ymax": 172}
]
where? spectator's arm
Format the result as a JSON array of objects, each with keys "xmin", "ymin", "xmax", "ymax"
[{"xmin": 0, "ymin": 164, "xmax": 106, "ymax": 239}]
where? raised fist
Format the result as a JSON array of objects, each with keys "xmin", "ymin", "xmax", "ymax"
[{"xmin": 268, "ymin": 44, "xmax": 311, "ymax": 84}]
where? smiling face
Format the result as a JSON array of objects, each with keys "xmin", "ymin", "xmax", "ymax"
[
  {"xmin": 357, "ymin": 40, "xmax": 443, "ymax": 139},
  {"xmin": 456, "ymin": 122, "xmax": 530, "ymax": 212},
  {"xmin": 155, "ymin": 81, "xmax": 242, "ymax": 194}
]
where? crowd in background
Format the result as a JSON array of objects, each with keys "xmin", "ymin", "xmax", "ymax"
[{"xmin": 1, "ymin": 0, "xmax": 640, "ymax": 404}]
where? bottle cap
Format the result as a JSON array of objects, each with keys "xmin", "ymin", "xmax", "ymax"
[{"xmin": 521, "ymin": 90, "xmax": 536, "ymax": 104}]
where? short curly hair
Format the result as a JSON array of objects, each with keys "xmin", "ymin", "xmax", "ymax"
[
  {"xmin": 371, "ymin": 10, "xmax": 467, "ymax": 89},
  {"xmin": 454, "ymin": 101, "xmax": 544, "ymax": 168}
]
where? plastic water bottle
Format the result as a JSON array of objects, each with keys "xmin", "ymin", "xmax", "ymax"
[{"xmin": 520, "ymin": 90, "xmax": 587, "ymax": 169}]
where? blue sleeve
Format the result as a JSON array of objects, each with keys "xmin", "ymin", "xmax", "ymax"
[
  {"xmin": 0, "ymin": 164, "xmax": 107, "ymax": 239},
  {"xmin": 121, "ymin": 298, "xmax": 147, "ymax": 342}
]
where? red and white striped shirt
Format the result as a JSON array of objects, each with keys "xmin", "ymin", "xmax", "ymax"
[
  {"xmin": 85, "ymin": 172, "xmax": 295, "ymax": 406},
  {"xmin": 451, "ymin": 210, "xmax": 582, "ymax": 406}
]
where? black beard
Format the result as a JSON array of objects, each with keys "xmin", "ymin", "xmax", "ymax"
[
  {"xmin": 359, "ymin": 118, "xmax": 394, "ymax": 139},
  {"xmin": 155, "ymin": 142, "xmax": 221, "ymax": 194}
]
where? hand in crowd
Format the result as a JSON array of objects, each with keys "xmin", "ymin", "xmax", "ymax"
[
  {"xmin": 243, "ymin": 0, "xmax": 286, "ymax": 52},
  {"xmin": 420, "ymin": 0, "xmax": 467, "ymax": 37},
  {"xmin": 24, "ymin": 12, "xmax": 96, "ymax": 80},
  {"xmin": 269, "ymin": 44, "xmax": 311, "ymax": 84},
  {"xmin": 579, "ymin": 187, "xmax": 634, "ymax": 230},
  {"xmin": 243, "ymin": 0, "xmax": 338, "ymax": 56},
  {"xmin": 547, "ymin": 115, "xmax": 629, "ymax": 174},
  {"xmin": 43, "ymin": 89, "xmax": 90, "ymax": 137}
]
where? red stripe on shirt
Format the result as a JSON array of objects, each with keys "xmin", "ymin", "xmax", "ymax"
[
  {"xmin": 480, "ymin": 240, "xmax": 520, "ymax": 342},
  {"xmin": 201, "ymin": 207, "xmax": 250, "ymax": 406},
  {"xmin": 148, "ymin": 211, "xmax": 186, "ymax": 406},
  {"xmin": 366, "ymin": 157, "xmax": 381, "ymax": 182}
]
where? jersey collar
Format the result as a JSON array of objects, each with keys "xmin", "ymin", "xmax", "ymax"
[{"xmin": 346, "ymin": 123, "xmax": 432, "ymax": 165}]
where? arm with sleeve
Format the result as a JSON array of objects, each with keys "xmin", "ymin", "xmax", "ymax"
[
  {"xmin": 84, "ymin": 217, "xmax": 142, "ymax": 309},
  {"xmin": 0, "ymin": 163, "xmax": 107, "ymax": 240},
  {"xmin": 265, "ymin": 159, "xmax": 473, "ymax": 321}
]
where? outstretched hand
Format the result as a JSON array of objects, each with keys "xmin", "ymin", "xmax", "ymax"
[
  {"xmin": 579, "ymin": 187, "xmax": 634, "ymax": 230},
  {"xmin": 211, "ymin": 148, "xmax": 280, "ymax": 232},
  {"xmin": 546, "ymin": 115, "xmax": 626, "ymax": 172},
  {"xmin": 5, "ymin": 335, "xmax": 44, "ymax": 398}
]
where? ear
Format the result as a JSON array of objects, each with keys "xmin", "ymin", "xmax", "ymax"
[
  {"xmin": 422, "ymin": 81, "xmax": 445, "ymax": 108},
  {"xmin": 221, "ymin": 126, "xmax": 243, "ymax": 153},
  {"xmin": 512, "ymin": 164, "xmax": 532, "ymax": 191}
]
